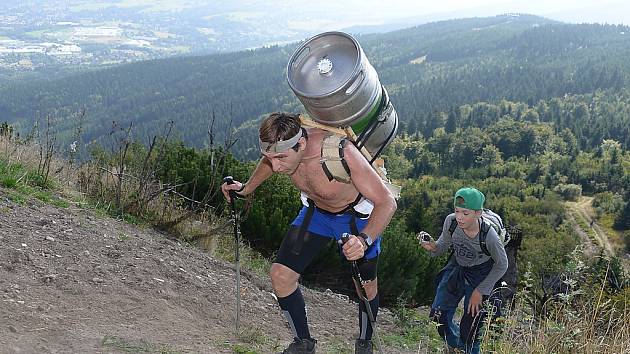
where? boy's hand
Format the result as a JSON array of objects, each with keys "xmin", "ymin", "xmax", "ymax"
[
  {"xmin": 468, "ymin": 289, "xmax": 483, "ymax": 317},
  {"xmin": 417, "ymin": 231, "xmax": 436, "ymax": 251}
]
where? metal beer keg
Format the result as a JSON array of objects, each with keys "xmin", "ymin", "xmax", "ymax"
[{"xmin": 287, "ymin": 31, "xmax": 398, "ymax": 159}]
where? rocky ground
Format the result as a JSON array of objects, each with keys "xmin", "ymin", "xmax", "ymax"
[{"xmin": 0, "ymin": 189, "xmax": 423, "ymax": 354}]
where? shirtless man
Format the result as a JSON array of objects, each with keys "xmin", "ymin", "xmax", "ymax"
[{"xmin": 221, "ymin": 112, "xmax": 396, "ymax": 354}]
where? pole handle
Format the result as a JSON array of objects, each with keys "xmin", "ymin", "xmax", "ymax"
[
  {"xmin": 223, "ymin": 176, "xmax": 238, "ymax": 203},
  {"xmin": 340, "ymin": 233, "xmax": 362, "ymax": 278},
  {"xmin": 340, "ymin": 232, "xmax": 351, "ymax": 245}
]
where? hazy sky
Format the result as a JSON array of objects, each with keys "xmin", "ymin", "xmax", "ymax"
[
  {"xmin": 35, "ymin": 0, "xmax": 630, "ymax": 27},
  {"xmin": 285, "ymin": 0, "xmax": 630, "ymax": 27},
  {"xmin": 11, "ymin": 1, "xmax": 627, "ymax": 38}
]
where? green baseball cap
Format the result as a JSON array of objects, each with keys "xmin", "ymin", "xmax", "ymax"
[{"xmin": 454, "ymin": 187, "xmax": 485, "ymax": 211}]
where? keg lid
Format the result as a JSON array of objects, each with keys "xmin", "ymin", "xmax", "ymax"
[{"xmin": 287, "ymin": 32, "xmax": 361, "ymax": 97}]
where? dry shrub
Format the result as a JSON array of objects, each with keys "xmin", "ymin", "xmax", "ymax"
[{"xmin": 481, "ymin": 249, "xmax": 629, "ymax": 353}]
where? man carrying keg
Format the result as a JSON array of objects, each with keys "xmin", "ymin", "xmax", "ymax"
[{"xmin": 221, "ymin": 112, "xmax": 396, "ymax": 354}]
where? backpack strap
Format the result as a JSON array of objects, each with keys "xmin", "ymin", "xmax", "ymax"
[
  {"xmin": 479, "ymin": 220, "xmax": 491, "ymax": 257},
  {"xmin": 321, "ymin": 134, "xmax": 352, "ymax": 184},
  {"xmin": 445, "ymin": 218, "xmax": 458, "ymax": 262},
  {"xmin": 448, "ymin": 218, "xmax": 458, "ymax": 236}
]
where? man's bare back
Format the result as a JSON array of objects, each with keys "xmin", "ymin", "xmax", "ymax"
[{"xmin": 290, "ymin": 128, "xmax": 361, "ymax": 212}]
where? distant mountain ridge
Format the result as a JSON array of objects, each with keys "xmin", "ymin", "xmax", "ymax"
[{"xmin": 2, "ymin": 14, "xmax": 630, "ymax": 159}]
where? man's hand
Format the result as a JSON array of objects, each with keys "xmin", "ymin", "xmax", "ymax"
[
  {"xmin": 467, "ymin": 289, "xmax": 483, "ymax": 317},
  {"xmin": 341, "ymin": 234, "xmax": 366, "ymax": 261},
  {"xmin": 417, "ymin": 231, "xmax": 436, "ymax": 252},
  {"xmin": 221, "ymin": 180, "xmax": 245, "ymax": 203}
]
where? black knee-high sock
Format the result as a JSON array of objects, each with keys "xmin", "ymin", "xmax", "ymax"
[
  {"xmin": 358, "ymin": 293, "xmax": 379, "ymax": 340},
  {"xmin": 278, "ymin": 287, "xmax": 311, "ymax": 339}
]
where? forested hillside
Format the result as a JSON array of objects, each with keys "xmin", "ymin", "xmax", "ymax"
[
  {"xmin": 1, "ymin": 13, "xmax": 628, "ymax": 352},
  {"xmin": 2, "ymin": 14, "xmax": 630, "ymax": 159}
]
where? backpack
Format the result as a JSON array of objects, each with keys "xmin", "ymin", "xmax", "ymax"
[{"xmin": 447, "ymin": 208, "xmax": 510, "ymax": 256}]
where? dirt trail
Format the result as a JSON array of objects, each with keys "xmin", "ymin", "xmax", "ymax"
[
  {"xmin": 566, "ymin": 196, "xmax": 615, "ymax": 257},
  {"xmin": 0, "ymin": 189, "xmax": 415, "ymax": 354}
]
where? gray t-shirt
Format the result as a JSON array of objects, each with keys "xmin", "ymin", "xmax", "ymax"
[{"xmin": 431, "ymin": 213, "xmax": 508, "ymax": 295}]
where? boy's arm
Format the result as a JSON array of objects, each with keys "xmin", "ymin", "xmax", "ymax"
[
  {"xmin": 429, "ymin": 214, "xmax": 454, "ymax": 257},
  {"xmin": 476, "ymin": 230, "xmax": 508, "ymax": 295}
]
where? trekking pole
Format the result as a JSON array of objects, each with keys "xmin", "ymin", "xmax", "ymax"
[
  {"xmin": 223, "ymin": 176, "xmax": 241, "ymax": 332},
  {"xmin": 341, "ymin": 233, "xmax": 384, "ymax": 354}
]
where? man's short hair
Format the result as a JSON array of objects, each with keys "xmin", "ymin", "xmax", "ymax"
[
  {"xmin": 259, "ymin": 112, "xmax": 304, "ymax": 153},
  {"xmin": 454, "ymin": 187, "xmax": 485, "ymax": 211}
]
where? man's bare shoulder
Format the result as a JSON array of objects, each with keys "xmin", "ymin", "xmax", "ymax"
[
  {"xmin": 305, "ymin": 127, "xmax": 326, "ymax": 140},
  {"xmin": 342, "ymin": 140, "xmax": 373, "ymax": 169}
]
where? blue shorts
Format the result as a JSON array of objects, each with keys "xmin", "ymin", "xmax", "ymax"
[{"xmin": 290, "ymin": 205, "xmax": 382, "ymax": 259}]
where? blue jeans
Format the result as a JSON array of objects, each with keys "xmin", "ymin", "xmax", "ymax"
[{"xmin": 431, "ymin": 262, "xmax": 498, "ymax": 354}]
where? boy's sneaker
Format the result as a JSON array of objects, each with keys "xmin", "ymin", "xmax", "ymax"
[
  {"xmin": 279, "ymin": 337, "xmax": 316, "ymax": 354},
  {"xmin": 355, "ymin": 339, "xmax": 373, "ymax": 354}
]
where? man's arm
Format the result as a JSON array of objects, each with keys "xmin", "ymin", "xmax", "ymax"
[
  {"xmin": 221, "ymin": 157, "xmax": 273, "ymax": 200},
  {"xmin": 240, "ymin": 157, "xmax": 274, "ymax": 195},
  {"xmin": 343, "ymin": 143, "xmax": 396, "ymax": 239}
]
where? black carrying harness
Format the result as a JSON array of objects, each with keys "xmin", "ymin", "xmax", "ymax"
[
  {"xmin": 291, "ymin": 197, "xmax": 367, "ymax": 256},
  {"xmin": 355, "ymin": 85, "xmax": 398, "ymax": 165}
]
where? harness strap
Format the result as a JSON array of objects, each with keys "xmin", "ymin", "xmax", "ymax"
[
  {"xmin": 479, "ymin": 222, "xmax": 491, "ymax": 257},
  {"xmin": 345, "ymin": 193, "xmax": 367, "ymax": 218},
  {"xmin": 320, "ymin": 135, "xmax": 352, "ymax": 183},
  {"xmin": 356, "ymin": 86, "xmax": 388, "ymax": 151},
  {"xmin": 350, "ymin": 212, "xmax": 360, "ymax": 236},
  {"xmin": 292, "ymin": 200, "xmax": 315, "ymax": 255},
  {"xmin": 448, "ymin": 218, "xmax": 458, "ymax": 235},
  {"xmin": 314, "ymin": 204, "xmax": 369, "ymax": 219},
  {"xmin": 293, "ymin": 198, "xmax": 368, "ymax": 256},
  {"xmin": 446, "ymin": 218, "xmax": 458, "ymax": 261},
  {"xmin": 355, "ymin": 86, "xmax": 398, "ymax": 163}
]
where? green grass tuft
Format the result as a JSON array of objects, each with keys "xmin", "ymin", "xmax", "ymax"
[{"xmin": 101, "ymin": 335, "xmax": 180, "ymax": 353}]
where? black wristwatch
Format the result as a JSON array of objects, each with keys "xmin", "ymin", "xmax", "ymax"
[
  {"xmin": 234, "ymin": 183, "xmax": 247, "ymax": 198},
  {"xmin": 358, "ymin": 232, "xmax": 373, "ymax": 248}
]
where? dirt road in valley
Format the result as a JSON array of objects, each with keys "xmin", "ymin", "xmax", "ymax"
[{"xmin": 566, "ymin": 196, "xmax": 616, "ymax": 257}]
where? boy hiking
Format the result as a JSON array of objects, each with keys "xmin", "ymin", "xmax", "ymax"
[
  {"xmin": 418, "ymin": 187, "xmax": 507, "ymax": 354},
  {"xmin": 221, "ymin": 112, "xmax": 397, "ymax": 354}
]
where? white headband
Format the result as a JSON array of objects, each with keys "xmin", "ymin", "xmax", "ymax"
[{"xmin": 259, "ymin": 129, "xmax": 303, "ymax": 153}]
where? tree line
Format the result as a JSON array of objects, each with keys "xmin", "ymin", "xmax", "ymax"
[{"xmin": 1, "ymin": 16, "xmax": 630, "ymax": 160}]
